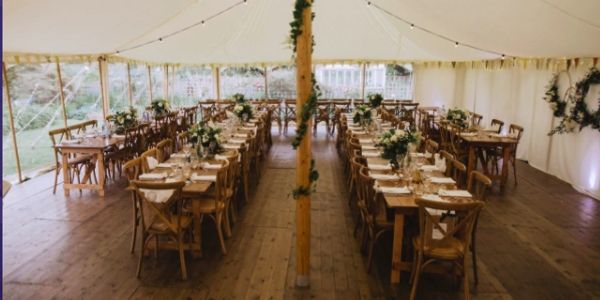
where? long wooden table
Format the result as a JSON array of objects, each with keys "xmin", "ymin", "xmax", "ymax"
[
  {"xmin": 357, "ymin": 136, "xmax": 473, "ymax": 284},
  {"xmin": 459, "ymin": 132, "xmax": 518, "ymax": 189},
  {"xmin": 56, "ymin": 135, "xmax": 124, "ymax": 197}
]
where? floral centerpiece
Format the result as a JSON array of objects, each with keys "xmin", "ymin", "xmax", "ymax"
[
  {"xmin": 353, "ymin": 104, "xmax": 374, "ymax": 127},
  {"xmin": 375, "ymin": 128, "xmax": 421, "ymax": 169},
  {"xmin": 151, "ymin": 99, "xmax": 170, "ymax": 117},
  {"xmin": 113, "ymin": 107, "xmax": 138, "ymax": 134},
  {"xmin": 187, "ymin": 121, "xmax": 224, "ymax": 158},
  {"xmin": 233, "ymin": 102, "xmax": 254, "ymax": 122},
  {"xmin": 446, "ymin": 108, "xmax": 469, "ymax": 128},
  {"xmin": 367, "ymin": 93, "xmax": 383, "ymax": 108},
  {"xmin": 232, "ymin": 93, "xmax": 246, "ymax": 104}
]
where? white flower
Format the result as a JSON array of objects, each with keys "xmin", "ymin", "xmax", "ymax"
[
  {"xmin": 390, "ymin": 135, "xmax": 398, "ymax": 142},
  {"xmin": 158, "ymin": 102, "xmax": 163, "ymax": 107},
  {"xmin": 395, "ymin": 130, "xmax": 405, "ymax": 137}
]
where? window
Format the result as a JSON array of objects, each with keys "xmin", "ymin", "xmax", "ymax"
[
  {"xmin": 2, "ymin": 76, "xmax": 18, "ymax": 179},
  {"xmin": 267, "ymin": 66, "xmax": 296, "ymax": 99},
  {"xmin": 60, "ymin": 62, "xmax": 102, "ymax": 124},
  {"xmin": 365, "ymin": 64, "xmax": 413, "ymax": 99},
  {"xmin": 130, "ymin": 64, "xmax": 150, "ymax": 113},
  {"xmin": 108, "ymin": 63, "xmax": 129, "ymax": 113},
  {"xmin": 315, "ymin": 64, "xmax": 361, "ymax": 99},
  {"xmin": 220, "ymin": 67, "xmax": 265, "ymax": 99},
  {"xmin": 173, "ymin": 66, "xmax": 213, "ymax": 106},
  {"xmin": 4, "ymin": 63, "xmax": 65, "ymax": 176},
  {"xmin": 150, "ymin": 66, "xmax": 164, "ymax": 100}
]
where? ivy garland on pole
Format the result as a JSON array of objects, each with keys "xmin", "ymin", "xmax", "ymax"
[
  {"xmin": 290, "ymin": 0, "xmax": 320, "ymax": 199},
  {"xmin": 546, "ymin": 67, "xmax": 600, "ymax": 135}
]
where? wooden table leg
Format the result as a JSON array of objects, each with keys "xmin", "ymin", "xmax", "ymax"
[
  {"xmin": 391, "ymin": 212, "xmax": 405, "ymax": 284},
  {"xmin": 97, "ymin": 151, "xmax": 105, "ymax": 197},
  {"xmin": 467, "ymin": 144, "xmax": 476, "ymax": 177},
  {"xmin": 191, "ymin": 199, "xmax": 203, "ymax": 258},
  {"xmin": 500, "ymin": 145, "xmax": 511, "ymax": 189},
  {"xmin": 62, "ymin": 152, "xmax": 71, "ymax": 196}
]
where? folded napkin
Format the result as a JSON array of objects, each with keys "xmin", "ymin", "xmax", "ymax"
[
  {"xmin": 157, "ymin": 162, "xmax": 177, "ymax": 168},
  {"xmin": 438, "ymin": 189, "xmax": 472, "ymax": 198},
  {"xmin": 113, "ymin": 134, "xmax": 126, "ymax": 139},
  {"xmin": 420, "ymin": 194, "xmax": 445, "ymax": 202},
  {"xmin": 234, "ymin": 133, "xmax": 248, "ymax": 138},
  {"xmin": 369, "ymin": 164, "xmax": 392, "ymax": 171},
  {"xmin": 430, "ymin": 177, "xmax": 456, "ymax": 184},
  {"xmin": 378, "ymin": 186, "xmax": 410, "ymax": 194},
  {"xmin": 460, "ymin": 132, "xmax": 478, "ymax": 137},
  {"xmin": 434, "ymin": 154, "xmax": 447, "ymax": 173},
  {"xmin": 359, "ymin": 139, "xmax": 374, "ymax": 144},
  {"xmin": 370, "ymin": 173, "xmax": 401, "ymax": 181},
  {"xmin": 85, "ymin": 134, "xmax": 97, "ymax": 138},
  {"xmin": 362, "ymin": 151, "xmax": 381, "ymax": 158},
  {"xmin": 171, "ymin": 153, "xmax": 189, "ymax": 159},
  {"xmin": 420, "ymin": 165, "xmax": 439, "ymax": 172},
  {"xmin": 203, "ymin": 163, "xmax": 223, "ymax": 170},
  {"xmin": 215, "ymin": 154, "xmax": 229, "ymax": 161},
  {"xmin": 352, "ymin": 130, "xmax": 366, "ymax": 134},
  {"xmin": 146, "ymin": 156, "xmax": 159, "ymax": 170},
  {"xmin": 62, "ymin": 139, "xmax": 81, "ymax": 144},
  {"xmin": 139, "ymin": 189, "xmax": 174, "ymax": 203},
  {"xmin": 229, "ymin": 139, "xmax": 246, "ymax": 144},
  {"xmin": 362, "ymin": 145, "xmax": 378, "ymax": 150},
  {"xmin": 139, "ymin": 172, "xmax": 167, "ymax": 181},
  {"xmin": 223, "ymin": 144, "xmax": 241, "ymax": 149},
  {"xmin": 410, "ymin": 152, "xmax": 432, "ymax": 158},
  {"xmin": 489, "ymin": 133, "xmax": 506, "ymax": 138},
  {"xmin": 191, "ymin": 174, "xmax": 217, "ymax": 182}
]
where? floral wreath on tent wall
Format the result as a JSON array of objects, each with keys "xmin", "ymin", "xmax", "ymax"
[{"xmin": 545, "ymin": 67, "xmax": 600, "ymax": 135}]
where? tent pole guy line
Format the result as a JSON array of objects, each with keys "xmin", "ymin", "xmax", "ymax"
[
  {"xmin": 365, "ymin": 0, "xmax": 508, "ymax": 59},
  {"xmin": 114, "ymin": 0, "xmax": 248, "ymax": 55}
]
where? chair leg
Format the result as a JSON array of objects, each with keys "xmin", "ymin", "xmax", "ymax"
[
  {"xmin": 178, "ymin": 232, "xmax": 188, "ymax": 280},
  {"xmin": 215, "ymin": 213, "xmax": 227, "ymax": 255},
  {"xmin": 512, "ymin": 158, "xmax": 518, "ymax": 185},
  {"xmin": 366, "ymin": 234, "xmax": 376, "ymax": 272},
  {"xmin": 130, "ymin": 197, "xmax": 138, "ymax": 254},
  {"xmin": 154, "ymin": 235, "xmax": 159, "ymax": 259},
  {"xmin": 409, "ymin": 254, "xmax": 423, "ymax": 300},
  {"xmin": 53, "ymin": 167, "xmax": 60, "ymax": 194},
  {"xmin": 136, "ymin": 234, "xmax": 146, "ymax": 278},
  {"xmin": 463, "ymin": 256, "xmax": 471, "ymax": 300},
  {"xmin": 223, "ymin": 206, "xmax": 232, "ymax": 238}
]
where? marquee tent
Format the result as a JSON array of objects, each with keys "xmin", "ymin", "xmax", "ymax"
[{"xmin": 3, "ymin": 0, "xmax": 600, "ymax": 64}]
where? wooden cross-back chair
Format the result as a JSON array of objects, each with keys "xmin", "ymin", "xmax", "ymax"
[
  {"xmin": 409, "ymin": 198, "xmax": 484, "ymax": 300},
  {"xmin": 467, "ymin": 170, "xmax": 492, "ymax": 285},
  {"xmin": 439, "ymin": 150, "xmax": 455, "ymax": 177},
  {"xmin": 350, "ymin": 156, "xmax": 368, "ymax": 245},
  {"xmin": 48, "ymin": 127, "xmax": 95, "ymax": 194},
  {"xmin": 283, "ymin": 99, "xmax": 297, "ymax": 134},
  {"xmin": 381, "ymin": 100, "xmax": 398, "ymax": 116},
  {"xmin": 156, "ymin": 139, "xmax": 173, "ymax": 162},
  {"xmin": 331, "ymin": 99, "xmax": 351, "ymax": 135},
  {"xmin": 508, "ymin": 124, "xmax": 524, "ymax": 184},
  {"xmin": 424, "ymin": 139, "xmax": 439, "ymax": 155},
  {"xmin": 490, "ymin": 119, "xmax": 504, "ymax": 134},
  {"xmin": 105, "ymin": 125, "xmax": 139, "ymax": 179},
  {"xmin": 140, "ymin": 148, "xmax": 159, "ymax": 172},
  {"xmin": 359, "ymin": 166, "xmax": 394, "ymax": 272},
  {"xmin": 313, "ymin": 100, "xmax": 332, "ymax": 134},
  {"xmin": 132, "ymin": 180, "xmax": 191, "ymax": 280},
  {"xmin": 471, "ymin": 113, "xmax": 483, "ymax": 128},
  {"xmin": 399, "ymin": 103, "xmax": 419, "ymax": 127},
  {"xmin": 176, "ymin": 132, "xmax": 189, "ymax": 153},
  {"xmin": 190, "ymin": 159, "xmax": 229, "ymax": 255},
  {"xmin": 67, "ymin": 120, "xmax": 98, "ymax": 136},
  {"xmin": 450, "ymin": 158, "xmax": 467, "ymax": 189},
  {"xmin": 123, "ymin": 157, "xmax": 142, "ymax": 254}
]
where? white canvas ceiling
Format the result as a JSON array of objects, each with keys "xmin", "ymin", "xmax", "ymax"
[{"xmin": 3, "ymin": 0, "xmax": 600, "ymax": 65}]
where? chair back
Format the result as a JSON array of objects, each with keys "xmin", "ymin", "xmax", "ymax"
[
  {"xmin": 48, "ymin": 127, "xmax": 70, "ymax": 165},
  {"xmin": 140, "ymin": 148, "xmax": 159, "ymax": 172},
  {"xmin": 467, "ymin": 171, "xmax": 492, "ymax": 201},
  {"xmin": 359, "ymin": 166, "xmax": 387, "ymax": 223},
  {"xmin": 156, "ymin": 139, "xmax": 173, "ymax": 162},
  {"xmin": 439, "ymin": 150, "xmax": 455, "ymax": 177},
  {"xmin": 509, "ymin": 124, "xmax": 524, "ymax": 155},
  {"xmin": 124, "ymin": 157, "xmax": 142, "ymax": 184},
  {"xmin": 425, "ymin": 139, "xmax": 439, "ymax": 154},
  {"xmin": 132, "ymin": 180, "xmax": 185, "ymax": 235},
  {"xmin": 450, "ymin": 158, "xmax": 467, "ymax": 188},
  {"xmin": 415, "ymin": 198, "xmax": 483, "ymax": 256},
  {"xmin": 491, "ymin": 119, "xmax": 504, "ymax": 133},
  {"xmin": 471, "ymin": 113, "xmax": 483, "ymax": 127}
]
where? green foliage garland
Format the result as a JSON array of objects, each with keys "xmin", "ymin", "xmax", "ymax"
[
  {"xmin": 543, "ymin": 74, "xmax": 567, "ymax": 118},
  {"xmin": 290, "ymin": 0, "xmax": 319, "ymax": 199}
]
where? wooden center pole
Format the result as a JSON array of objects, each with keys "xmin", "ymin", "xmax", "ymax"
[{"xmin": 295, "ymin": 0, "xmax": 313, "ymax": 288}]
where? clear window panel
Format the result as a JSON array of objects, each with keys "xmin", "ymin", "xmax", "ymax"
[
  {"xmin": 220, "ymin": 67, "xmax": 265, "ymax": 99},
  {"xmin": 173, "ymin": 66, "xmax": 213, "ymax": 106},
  {"xmin": 61, "ymin": 62, "xmax": 102, "ymax": 125},
  {"xmin": 5, "ymin": 63, "xmax": 65, "ymax": 175},
  {"xmin": 108, "ymin": 63, "xmax": 129, "ymax": 113},
  {"xmin": 2, "ymin": 76, "xmax": 18, "ymax": 179},
  {"xmin": 150, "ymin": 66, "xmax": 164, "ymax": 100},
  {"xmin": 315, "ymin": 64, "xmax": 361, "ymax": 99},
  {"xmin": 130, "ymin": 64, "xmax": 150, "ymax": 113},
  {"xmin": 267, "ymin": 66, "xmax": 296, "ymax": 99},
  {"xmin": 365, "ymin": 64, "xmax": 413, "ymax": 100}
]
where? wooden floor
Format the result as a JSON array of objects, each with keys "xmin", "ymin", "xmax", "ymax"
[{"xmin": 3, "ymin": 126, "xmax": 600, "ymax": 299}]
